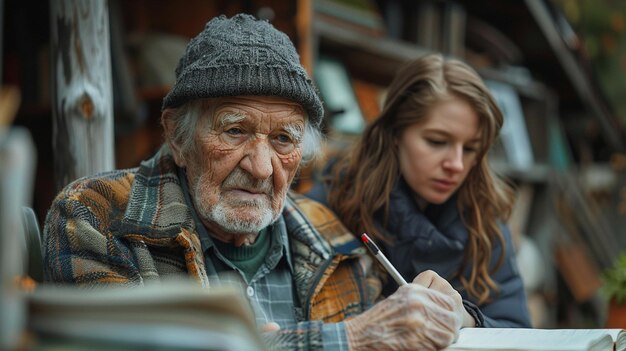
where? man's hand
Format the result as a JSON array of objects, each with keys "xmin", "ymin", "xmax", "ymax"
[
  {"xmin": 413, "ymin": 270, "xmax": 476, "ymax": 328},
  {"xmin": 345, "ymin": 274, "xmax": 461, "ymax": 351}
]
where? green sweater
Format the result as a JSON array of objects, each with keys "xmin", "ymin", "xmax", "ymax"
[{"xmin": 212, "ymin": 228, "xmax": 271, "ymax": 282}]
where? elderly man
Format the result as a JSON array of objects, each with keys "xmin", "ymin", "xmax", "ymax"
[{"xmin": 43, "ymin": 14, "xmax": 477, "ymax": 350}]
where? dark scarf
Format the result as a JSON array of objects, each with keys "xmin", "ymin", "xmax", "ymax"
[{"xmin": 376, "ymin": 178, "xmax": 467, "ymax": 291}]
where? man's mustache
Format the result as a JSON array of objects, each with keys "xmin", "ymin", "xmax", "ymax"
[{"xmin": 220, "ymin": 168, "xmax": 273, "ymax": 195}]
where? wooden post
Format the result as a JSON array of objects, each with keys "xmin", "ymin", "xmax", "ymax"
[
  {"xmin": 50, "ymin": 0, "xmax": 114, "ymax": 191},
  {"xmin": 296, "ymin": 0, "xmax": 313, "ymax": 77},
  {"xmin": 1, "ymin": 0, "xmax": 4, "ymax": 84}
]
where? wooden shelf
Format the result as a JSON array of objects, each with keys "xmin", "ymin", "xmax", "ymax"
[
  {"xmin": 525, "ymin": 0, "xmax": 624, "ymax": 151},
  {"xmin": 314, "ymin": 16, "xmax": 552, "ymax": 100},
  {"xmin": 313, "ymin": 17, "xmax": 431, "ymax": 85}
]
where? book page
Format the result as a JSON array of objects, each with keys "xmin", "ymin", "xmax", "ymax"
[
  {"xmin": 608, "ymin": 329, "xmax": 626, "ymax": 351},
  {"xmin": 444, "ymin": 328, "xmax": 616, "ymax": 351}
]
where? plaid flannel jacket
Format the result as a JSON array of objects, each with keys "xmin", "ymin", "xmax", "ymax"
[{"xmin": 43, "ymin": 145, "xmax": 383, "ymax": 350}]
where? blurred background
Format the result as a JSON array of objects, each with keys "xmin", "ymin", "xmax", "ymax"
[{"xmin": 2, "ymin": 0, "xmax": 626, "ymax": 332}]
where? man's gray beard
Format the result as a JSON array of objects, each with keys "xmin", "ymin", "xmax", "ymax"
[
  {"xmin": 192, "ymin": 170, "xmax": 279, "ymax": 234},
  {"xmin": 207, "ymin": 199, "xmax": 275, "ymax": 234}
]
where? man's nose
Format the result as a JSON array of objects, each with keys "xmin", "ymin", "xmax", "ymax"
[{"xmin": 240, "ymin": 137, "xmax": 273, "ymax": 180}]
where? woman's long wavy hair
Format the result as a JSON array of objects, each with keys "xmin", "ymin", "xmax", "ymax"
[{"xmin": 327, "ymin": 54, "xmax": 514, "ymax": 304}]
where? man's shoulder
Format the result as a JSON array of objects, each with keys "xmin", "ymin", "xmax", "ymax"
[
  {"xmin": 55, "ymin": 168, "xmax": 137, "ymax": 209},
  {"xmin": 287, "ymin": 192, "xmax": 361, "ymax": 253},
  {"xmin": 288, "ymin": 192, "xmax": 336, "ymax": 222}
]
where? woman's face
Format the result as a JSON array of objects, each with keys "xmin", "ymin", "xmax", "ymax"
[{"xmin": 396, "ymin": 97, "xmax": 482, "ymax": 206}]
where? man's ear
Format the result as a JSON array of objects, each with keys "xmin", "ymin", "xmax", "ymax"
[{"xmin": 161, "ymin": 109, "xmax": 186, "ymax": 168}]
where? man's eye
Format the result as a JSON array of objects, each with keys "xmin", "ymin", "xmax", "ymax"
[
  {"xmin": 225, "ymin": 128, "xmax": 243, "ymax": 135},
  {"xmin": 272, "ymin": 133, "xmax": 298, "ymax": 154},
  {"xmin": 276, "ymin": 134, "xmax": 293, "ymax": 144}
]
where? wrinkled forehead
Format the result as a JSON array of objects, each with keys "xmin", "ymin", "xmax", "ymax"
[
  {"xmin": 210, "ymin": 96, "xmax": 306, "ymax": 115},
  {"xmin": 203, "ymin": 96, "xmax": 307, "ymax": 134}
]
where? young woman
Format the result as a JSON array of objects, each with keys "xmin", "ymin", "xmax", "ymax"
[{"xmin": 307, "ymin": 54, "xmax": 531, "ymax": 327}]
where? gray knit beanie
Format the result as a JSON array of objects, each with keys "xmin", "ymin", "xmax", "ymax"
[{"xmin": 162, "ymin": 14, "xmax": 324, "ymax": 129}]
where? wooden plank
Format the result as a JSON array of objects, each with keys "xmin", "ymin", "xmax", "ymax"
[
  {"xmin": 554, "ymin": 242, "xmax": 601, "ymax": 303},
  {"xmin": 296, "ymin": 0, "xmax": 313, "ymax": 76},
  {"xmin": 50, "ymin": 0, "xmax": 115, "ymax": 191}
]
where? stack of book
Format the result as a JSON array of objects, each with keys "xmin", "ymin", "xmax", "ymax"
[{"xmin": 27, "ymin": 280, "xmax": 266, "ymax": 351}]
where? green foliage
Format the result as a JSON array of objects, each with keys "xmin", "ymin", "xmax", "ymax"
[
  {"xmin": 602, "ymin": 252, "xmax": 626, "ymax": 304},
  {"xmin": 553, "ymin": 0, "xmax": 626, "ymax": 125}
]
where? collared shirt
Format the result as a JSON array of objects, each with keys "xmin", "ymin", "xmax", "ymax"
[{"xmin": 178, "ymin": 168, "xmax": 347, "ymax": 350}]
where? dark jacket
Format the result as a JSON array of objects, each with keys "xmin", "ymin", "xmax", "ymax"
[{"xmin": 307, "ymin": 178, "xmax": 531, "ymax": 328}]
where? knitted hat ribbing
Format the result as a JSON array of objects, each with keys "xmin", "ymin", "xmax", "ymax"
[{"xmin": 162, "ymin": 14, "xmax": 324, "ymax": 129}]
